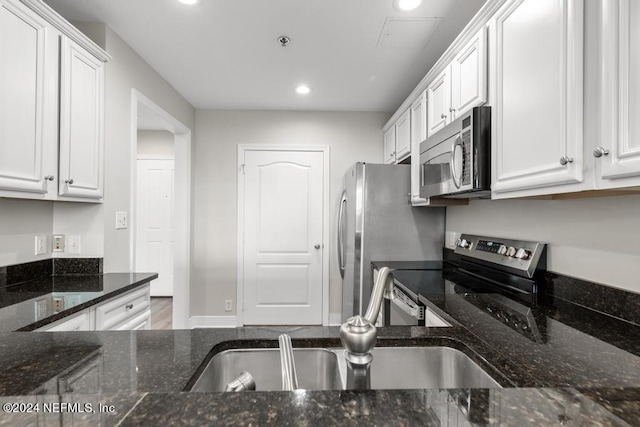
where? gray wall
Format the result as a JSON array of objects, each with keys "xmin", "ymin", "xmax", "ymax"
[
  {"xmin": 192, "ymin": 109, "xmax": 389, "ymax": 323},
  {"xmin": 0, "ymin": 200, "xmax": 53, "ymax": 267},
  {"xmin": 137, "ymin": 131, "xmax": 175, "ymax": 157},
  {"xmin": 446, "ymin": 195, "xmax": 640, "ymax": 293},
  {"xmin": 52, "ymin": 24, "xmax": 196, "ymax": 273},
  {"xmin": 0, "ymin": 23, "xmax": 195, "ymax": 276}
]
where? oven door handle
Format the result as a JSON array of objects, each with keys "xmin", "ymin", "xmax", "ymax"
[
  {"xmin": 450, "ymin": 134, "xmax": 463, "ymax": 189},
  {"xmin": 391, "ymin": 289, "xmax": 425, "ymax": 320}
]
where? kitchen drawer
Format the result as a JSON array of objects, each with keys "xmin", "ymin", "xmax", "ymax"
[
  {"xmin": 95, "ymin": 285, "xmax": 150, "ymax": 330},
  {"xmin": 115, "ymin": 309, "xmax": 151, "ymax": 331},
  {"xmin": 36, "ymin": 309, "xmax": 92, "ymax": 332}
]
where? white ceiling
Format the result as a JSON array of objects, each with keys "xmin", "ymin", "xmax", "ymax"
[{"xmin": 44, "ymin": 0, "xmax": 486, "ymax": 112}]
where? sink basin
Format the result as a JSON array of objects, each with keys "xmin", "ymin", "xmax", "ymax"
[
  {"xmin": 188, "ymin": 345, "xmax": 502, "ymax": 392},
  {"xmin": 353, "ymin": 346, "xmax": 502, "ymax": 389},
  {"xmin": 190, "ymin": 348, "xmax": 342, "ymax": 392}
]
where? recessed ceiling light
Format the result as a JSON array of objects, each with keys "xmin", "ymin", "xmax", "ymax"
[
  {"xmin": 296, "ymin": 85, "xmax": 311, "ymax": 95},
  {"xmin": 178, "ymin": 0, "xmax": 198, "ymax": 5},
  {"xmin": 394, "ymin": 0, "xmax": 422, "ymax": 11}
]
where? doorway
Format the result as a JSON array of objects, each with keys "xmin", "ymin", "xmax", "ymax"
[
  {"xmin": 237, "ymin": 145, "xmax": 330, "ymax": 326},
  {"xmin": 131, "ymin": 90, "xmax": 191, "ymax": 329}
]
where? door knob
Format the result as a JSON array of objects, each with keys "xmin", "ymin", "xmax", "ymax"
[{"xmin": 314, "ymin": 244, "xmax": 321, "ymax": 250}]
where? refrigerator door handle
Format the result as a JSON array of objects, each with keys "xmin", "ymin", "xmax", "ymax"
[{"xmin": 338, "ymin": 190, "xmax": 347, "ymax": 278}]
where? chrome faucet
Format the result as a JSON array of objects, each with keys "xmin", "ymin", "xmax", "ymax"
[
  {"xmin": 279, "ymin": 334, "xmax": 299, "ymax": 391},
  {"xmin": 340, "ymin": 267, "xmax": 396, "ymax": 390}
]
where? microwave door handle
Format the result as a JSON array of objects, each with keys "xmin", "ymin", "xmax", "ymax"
[
  {"xmin": 450, "ymin": 135, "xmax": 463, "ymax": 189},
  {"xmin": 337, "ymin": 190, "xmax": 347, "ymax": 278}
]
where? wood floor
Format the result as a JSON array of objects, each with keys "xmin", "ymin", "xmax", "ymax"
[{"xmin": 150, "ymin": 297, "xmax": 173, "ymax": 330}]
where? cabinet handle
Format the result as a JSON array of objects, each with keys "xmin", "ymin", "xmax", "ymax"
[
  {"xmin": 44, "ymin": 175, "xmax": 54, "ymax": 181},
  {"xmin": 593, "ymin": 147, "xmax": 610, "ymax": 158},
  {"xmin": 440, "ymin": 114, "xmax": 447, "ymax": 119},
  {"xmin": 125, "ymin": 303, "xmax": 134, "ymax": 310},
  {"xmin": 449, "ymin": 108, "xmax": 456, "ymax": 113},
  {"xmin": 65, "ymin": 179, "xmax": 74, "ymax": 185},
  {"xmin": 559, "ymin": 156, "xmax": 574, "ymax": 166}
]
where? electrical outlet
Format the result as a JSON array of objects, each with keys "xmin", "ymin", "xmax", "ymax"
[
  {"xmin": 225, "ymin": 300, "xmax": 233, "ymax": 312},
  {"xmin": 115, "ymin": 211, "xmax": 128, "ymax": 229},
  {"xmin": 53, "ymin": 235, "xmax": 65, "ymax": 252},
  {"xmin": 34, "ymin": 235, "xmax": 47, "ymax": 255},
  {"xmin": 52, "ymin": 297, "xmax": 64, "ymax": 313},
  {"xmin": 67, "ymin": 235, "xmax": 81, "ymax": 254}
]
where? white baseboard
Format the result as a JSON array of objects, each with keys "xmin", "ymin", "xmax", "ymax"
[{"xmin": 189, "ymin": 316, "xmax": 238, "ymax": 329}]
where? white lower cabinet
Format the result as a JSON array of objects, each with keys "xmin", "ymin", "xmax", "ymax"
[
  {"xmin": 36, "ymin": 284, "xmax": 151, "ymax": 331},
  {"xmin": 95, "ymin": 285, "xmax": 151, "ymax": 330},
  {"xmin": 36, "ymin": 309, "xmax": 92, "ymax": 331}
]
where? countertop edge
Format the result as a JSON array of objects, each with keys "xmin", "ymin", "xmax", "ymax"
[{"xmin": 16, "ymin": 273, "xmax": 158, "ymax": 331}]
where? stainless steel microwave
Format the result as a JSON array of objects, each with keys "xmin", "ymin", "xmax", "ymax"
[{"xmin": 419, "ymin": 106, "xmax": 491, "ymax": 199}]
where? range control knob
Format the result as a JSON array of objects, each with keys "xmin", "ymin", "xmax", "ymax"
[
  {"xmin": 515, "ymin": 248, "xmax": 531, "ymax": 260},
  {"xmin": 505, "ymin": 246, "xmax": 517, "ymax": 257},
  {"xmin": 497, "ymin": 245, "xmax": 507, "ymax": 256},
  {"xmin": 458, "ymin": 238, "xmax": 472, "ymax": 249}
]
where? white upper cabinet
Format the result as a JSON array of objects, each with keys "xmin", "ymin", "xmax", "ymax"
[
  {"xmin": 383, "ymin": 108, "xmax": 411, "ymax": 165},
  {"xmin": 451, "ymin": 27, "xmax": 488, "ymax": 119},
  {"xmin": 491, "ymin": 0, "xmax": 584, "ymax": 196},
  {"xmin": 395, "ymin": 109, "xmax": 411, "ymax": 162},
  {"xmin": 410, "ymin": 91, "xmax": 428, "ymax": 205},
  {"xmin": 0, "ymin": 0, "xmax": 58, "ymax": 197},
  {"xmin": 427, "ymin": 27, "xmax": 487, "ymax": 138},
  {"xmin": 426, "ymin": 68, "xmax": 451, "ymax": 136},
  {"xmin": 383, "ymin": 126, "xmax": 396, "ymax": 164},
  {"xmin": 0, "ymin": 0, "xmax": 108, "ymax": 202},
  {"xmin": 595, "ymin": 0, "xmax": 640, "ymax": 187},
  {"xmin": 58, "ymin": 37, "xmax": 105, "ymax": 199}
]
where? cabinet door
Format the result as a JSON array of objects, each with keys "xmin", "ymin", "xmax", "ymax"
[
  {"xmin": 492, "ymin": 0, "xmax": 584, "ymax": 194},
  {"xmin": 383, "ymin": 126, "xmax": 396, "ymax": 164},
  {"xmin": 58, "ymin": 37, "xmax": 105, "ymax": 199},
  {"xmin": 596, "ymin": 0, "xmax": 640, "ymax": 185},
  {"xmin": 395, "ymin": 109, "xmax": 411, "ymax": 161},
  {"xmin": 410, "ymin": 92, "xmax": 428, "ymax": 204},
  {"xmin": 427, "ymin": 67, "xmax": 451, "ymax": 137},
  {"xmin": 451, "ymin": 27, "xmax": 487, "ymax": 119},
  {"xmin": 0, "ymin": 0, "xmax": 58, "ymax": 196},
  {"xmin": 36, "ymin": 310, "xmax": 91, "ymax": 331}
]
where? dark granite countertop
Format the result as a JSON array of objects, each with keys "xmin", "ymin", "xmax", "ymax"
[
  {"xmin": 0, "ymin": 273, "xmax": 158, "ymax": 332},
  {"xmin": 0, "ymin": 269, "xmax": 639, "ymax": 425}
]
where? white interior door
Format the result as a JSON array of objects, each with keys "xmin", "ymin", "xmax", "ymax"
[
  {"xmin": 136, "ymin": 158, "xmax": 174, "ymax": 297},
  {"xmin": 241, "ymin": 149, "xmax": 324, "ymax": 325}
]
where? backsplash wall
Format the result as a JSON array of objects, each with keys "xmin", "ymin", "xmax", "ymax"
[
  {"xmin": 446, "ymin": 194, "xmax": 640, "ymax": 293},
  {"xmin": 0, "ymin": 199, "xmax": 53, "ymax": 267}
]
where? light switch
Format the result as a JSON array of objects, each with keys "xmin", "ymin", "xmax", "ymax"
[
  {"xmin": 35, "ymin": 235, "xmax": 47, "ymax": 255},
  {"xmin": 115, "ymin": 211, "xmax": 128, "ymax": 229},
  {"xmin": 67, "ymin": 235, "xmax": 81, "ymax": 254}
]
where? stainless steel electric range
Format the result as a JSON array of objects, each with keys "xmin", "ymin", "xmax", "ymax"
[{"xmin": 386, "ymin": 234, "xmax": 548, "ymax": 343}]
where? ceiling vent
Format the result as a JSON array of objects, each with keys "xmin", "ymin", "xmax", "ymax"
[{"xmin": 377, "ymin": 17, "xmax": 441, "ymax": 49}]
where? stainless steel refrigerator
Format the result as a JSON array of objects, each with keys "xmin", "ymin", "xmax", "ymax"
[{"xmin": 338, "ymin": 163, "xmax": 445, "ymax": 321}]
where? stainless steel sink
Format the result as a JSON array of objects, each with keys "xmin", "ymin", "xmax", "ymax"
[
  {"xmin": 190, "ymin": 348, "xmax": 342, "ymax": 392},
  {"xmin": 348, "ymin": 346, "xmax": 502, "ymax": 389},
  {"xmin": 189, "ymin": 345, "xmax": 502, "ymax": 392}
]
